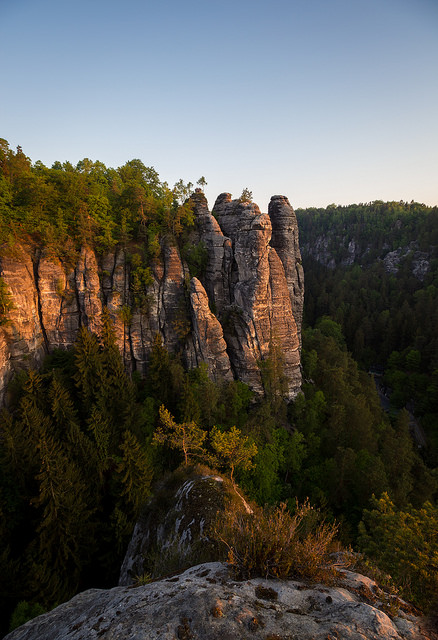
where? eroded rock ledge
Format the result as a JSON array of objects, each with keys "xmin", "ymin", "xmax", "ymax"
[
  {"xmin": 5, "ymin": 562, "xmax": 433, "ymax": 640},
  {"xmin": 0, "ymin": 193, "xmax": 303, "ymax": 402}
]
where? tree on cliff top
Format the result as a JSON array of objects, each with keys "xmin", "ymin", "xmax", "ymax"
[
  {"xmin": 153, "ymin": 405, "xmax": 208, "ymax": 466},
  {"xmin": 239, "ymin": 188, "xmax": 253, "ymax": 203},
  {"xmin": 210, "ymin": 425, "xmax": 257, "ymax": 484}
]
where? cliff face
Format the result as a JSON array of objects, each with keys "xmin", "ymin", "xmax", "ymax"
[{"xmin": 0, "ymin": 193, "xmax": 303, "ymax": 402}]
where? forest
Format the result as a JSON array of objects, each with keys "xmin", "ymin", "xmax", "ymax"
[
  {"xmin": 0, "ymin": 141, "xmax": 437, "ymax": 634},
  {"xmin": 296, "ymin": 201, "xmax": 438, "ymax": 463}
]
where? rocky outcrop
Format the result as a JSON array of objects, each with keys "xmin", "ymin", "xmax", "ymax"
[
  {"xmin": 383, "ymin": 244, "xmax": 431, "ymax": 280},
  {"xmin": 212, "ymin": 193, "xmax": 301, "ymax": 399},
  {"xmin": 268, "ymin": 195, "xmax": 304, "ymax": 341},
  {"xmin": 301, "ymin": 233, "xmax": 432, "ymax": 282},
  {"xmin": 188, "ymin": 278, "xmax": 233, "ymax": 381},
  {"xmin": 0, "ymin": 192, "xmax": 303, "ymax": 402},
  {"xmin": 119, "ymin": 471, "xmax": 229, "ymax": 586},
  {"xmin": 188, "ymin": 190, "xmax": 234, "ymax": 312},
  {"xmin": 5, "ymin": 562, "xmax": 434, "ymax": 640},
  {"xmin": 0, "ymin": 247, "xmax": 47, "ymax": 392}
]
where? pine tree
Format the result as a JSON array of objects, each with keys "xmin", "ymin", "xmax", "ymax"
[
  {"xmin": 48, "ymin": 376, "xmax": 98, "ymax": 475},
  {"xmin": 153, "ymin": 405, "xmax": 208, "ymax": 465},
  {"xmin": 259, "ymin": 337, "xmax": 288, "ymax": 422},
  {"xmin": 30, "ymin": 430, "xmax": 94, "ymax": 605},
  {"xmin": 117, "ymin": 430, "xmax": 153, "ymax": 515},
  {"xmin": 210, "ymin": 425, "xmax": 257, "ymax": 484},
  {"xmin": 87, "ymin": 399, "xmax": 113, "ymax": 465},
  {"xmin": 147, "ymin": 333, "xmax": 173, "ymax": 408},
  {"xmin": 99, "ymin": 306, "xmax": 140, "ymax": 437},
  {"xmin": 74, "ymin": 327, "xmax": 103, "ymax": 407}
]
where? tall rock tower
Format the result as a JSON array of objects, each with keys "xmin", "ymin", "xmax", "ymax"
[{"xmin": 0, "ymin": 193, "xmax": 304, "ymax": 402}]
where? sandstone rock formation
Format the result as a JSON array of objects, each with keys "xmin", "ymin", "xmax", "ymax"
[
  {"xmin": 5, "ymin": 562, "xmax": 434, "ymax": 640},
  {"xmin": 119, "ymin": 471, "xmax": 228, "ymax": 586},
  {"xmin": 211, "ymin": 193, "xmax": 301, "ymax": 398},
  {"xmin": 188, "ymin": 278, "xmax": 233, "ymax": 381},
  {"xmin": 268, "ymin": 195, "xmax": 304, "ymax": 341},
  {"xmin": 0, "ymin": 193, "xmax": 303, "ymax": 402}
]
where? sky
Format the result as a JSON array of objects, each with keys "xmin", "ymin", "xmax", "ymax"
[{"xmin": 1, "ymin": 0, "xmax": 437, "ymax": 212}]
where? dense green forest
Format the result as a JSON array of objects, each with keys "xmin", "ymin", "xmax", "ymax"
[
  {"xmin": 0, "ymin": 143, "xmax": 437, "ymax": 632},
  {"xmin": 0, "ymin": 139, "xmax": 198, "ymax": 264},
  {"xmin": 296, "ymin": 202, "xmax": 438, "ymax": 463},
  {"xmin": 1, "ymin": 313, "xmax": 437, "ymax": 632}
]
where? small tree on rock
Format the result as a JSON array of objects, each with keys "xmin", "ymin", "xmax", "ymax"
[
  {"xmin": 239, "ymin": 188, "xmax": 253, "ymax": 203},
  {"xmin": 196, "ymin": 176, "xmax": 207, "ymax": 192},
  {"xmin": 210, "ymin": 425, "xmax": 257, "ymax": 484},
  {"xmin": 153, "ymin": 405, "xmax": 208, "ymax": 466}
]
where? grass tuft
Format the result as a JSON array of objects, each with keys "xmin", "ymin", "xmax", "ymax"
[{"xmin": 212, "ymin": 499, "xmax": 338, "ymax": 583}]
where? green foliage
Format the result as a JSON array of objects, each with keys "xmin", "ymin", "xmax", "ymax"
[
  {"xmin": 0, "ymin": 276, "xmax": 13, "ymax": 323},
  {"xmin": 0, "ymin": 139, "xmax": 197, "ymax": 259},
  {"xmin": 289, "ymin": 326, "xmax": 436, "ymax": 535},
  {"xmin": 153, "ymin": 405, "xmax": 208, "ymax": 466},
  {"xmin": 241, "ymin": 428, "xmax": 306, "ymax": 506},
  {"xmin": 358, "ymin": 493, "xmax": 438, "ymax": 612},
  {"xmin": 182, "ymin": 240, "xmax": 208, "ymax": 279},
  {"xmin": 9, "ymin": 601, "xmax": 46, "ymax": 632},
  {"xmin": 258, "ymin": 338, "xmax": 289, "ymax": 421},
  {"xmin": 297, "ymin": 201, "xmax": 438, "ymax": 463},
  {"xmin": 213, "ymin": 500, "xmax": 338, "ymax": 582},
  {"xmin": 1, "ymin": 143, "xmax": 437, "ymax": 619},
  {"xmin": 210, "ymin": 425, "xmax": 257, "ymax": 483},
  {"xmin": 172, "ymin": 296, "xmax": 192, "ymax": 341},
  {"xmin": 315, "ymin": 316, "xmax": 346, "ymax": 349},
  {"xmin": 130, "ymin": 251, "xmax": 154, "ymax": 311},
  {"xmin": 117, "ymin": 304, "xmax": 133, "ymax": 326},
  {"xmin": 118, "ymin": 430, "xmax": 153, "ymax": 516},
  {"xmin": 0, "ymin": 314, "xmax": 155, "ymax": 625},
  {"xmin": 239, "ymin": 188, "xmax": 253, "ymax": 203},
  {"xmin": 196, "ymin": 176, "xmax": 207, "ymax": 192}
]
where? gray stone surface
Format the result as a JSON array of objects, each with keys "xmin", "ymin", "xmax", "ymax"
[{"xmin": 5, "ymin": 562, "xmax": 434, "ymax": 640}]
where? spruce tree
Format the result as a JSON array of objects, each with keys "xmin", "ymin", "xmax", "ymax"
[
  {"xmin": 117, "ymin": 430, "xmax": 153, "ymax": 516},
  {"xmin": 74, "ymin": 326, "xmax": 103, "ymax": 407},
  {"xmin": 30, "ymin": 431, "xmax": 93, "ymax": 605}
]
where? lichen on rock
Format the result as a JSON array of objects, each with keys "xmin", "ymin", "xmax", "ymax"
[{"xmin": 5, "ymin": 562, "xmax": 434, "ymax": 640}]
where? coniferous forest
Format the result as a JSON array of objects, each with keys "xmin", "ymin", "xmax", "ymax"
[{"xmin": 0, "ymin": 141, "xmax": 437, "ymax": 634}]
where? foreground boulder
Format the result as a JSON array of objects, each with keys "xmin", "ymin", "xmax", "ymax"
[{"xmin": 5, "ymin": 562, "xmax": 435, "ymax": 640}]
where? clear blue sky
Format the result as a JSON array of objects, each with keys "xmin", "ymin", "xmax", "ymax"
[{"xmin": 1, "ymin": 0, "xmax": 437, "ymax": 211}]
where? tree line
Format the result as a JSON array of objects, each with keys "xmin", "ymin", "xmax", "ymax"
[{"xmin": 0, "ymin": 139, "xmax": 207, "ymax": 264}]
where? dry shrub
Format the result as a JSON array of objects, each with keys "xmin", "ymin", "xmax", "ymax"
[{"xmin": 212, "ymin": 500, "xmax": 338, "ymax": 583}]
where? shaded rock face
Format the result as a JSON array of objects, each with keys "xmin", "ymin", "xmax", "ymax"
[
  {"xmin": 383, "ymin": 244, "xmax": 431, "ymax": 280},
  {"xmin": 5, "ymin": 562, "xmax": 433, "ymax": 640},
  {"xmin": 0, "ymin": 192, "xmax": 303, "ymax": 402},
  {"xmin": 301, "ymin": 232, "xmax": 431, "ymax": 283},
  {"xmin": 119, "ymin": 472, "xmax": 228, "ymax": 586},
  {"xmin": 188, "ymin": 278, "xmax": 233, "ymax": 381}
]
